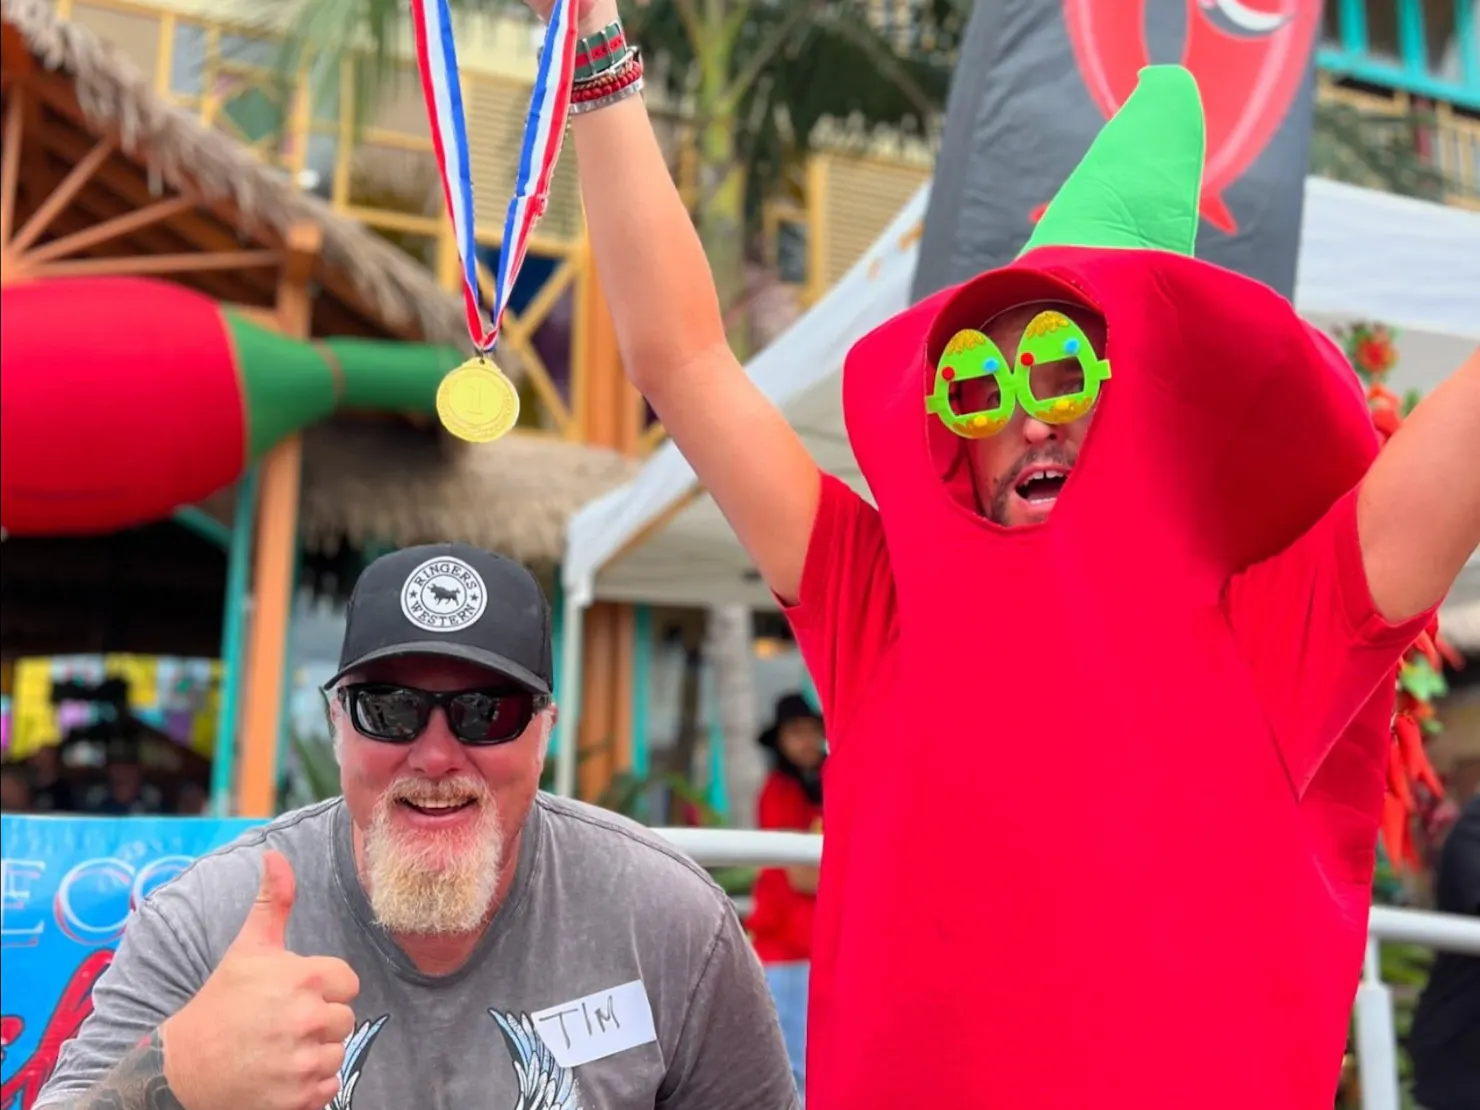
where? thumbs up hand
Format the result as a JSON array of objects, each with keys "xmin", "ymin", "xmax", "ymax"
[
  {"xmin": 160, "ymin": 851, "xmax": 361, "ymax": 1110},
  {"xmin": 231, "ymin": 848, "xmax": 298, "ymax": 951}
]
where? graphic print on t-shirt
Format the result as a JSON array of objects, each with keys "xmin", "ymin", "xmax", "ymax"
[
  {"xmin": 327, "ymin": 1016, "xmax": 390, "ymax": 1110},
  {"xmin": 321, "ymin": 1011, "xmax": 584, "ymax": 1109},
  {"xmin": 489, "ymin": 1009, "xmax": 585, "ymax": 1108}
]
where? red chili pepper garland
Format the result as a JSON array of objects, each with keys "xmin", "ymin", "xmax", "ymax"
[{"xmin": 1340, "ymin": 321, "xmax": 1461, "ymax": 872}]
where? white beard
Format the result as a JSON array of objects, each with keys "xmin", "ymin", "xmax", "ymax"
[{"xmin": 362, "ymin": 776, "xmax": 504, "ymax": 936}]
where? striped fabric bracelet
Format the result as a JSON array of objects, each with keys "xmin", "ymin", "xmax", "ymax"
[{"xmin": 573, "ymin": 20, "xmax": 628, "ymax": 83}]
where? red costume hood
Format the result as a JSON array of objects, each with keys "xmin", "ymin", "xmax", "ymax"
[{"xmin": 846, "ymin": 66, "xmax": 1375, "ymax": 591}]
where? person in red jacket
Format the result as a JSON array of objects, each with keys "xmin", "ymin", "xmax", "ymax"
[{"xmin": 748, "ymin": 693, "xmax": 825, "ymax": 1100}]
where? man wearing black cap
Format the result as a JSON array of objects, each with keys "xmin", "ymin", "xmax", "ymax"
[{"xmin": 37, "ymin": 544, "xmax": 797, "ymax": 1110}]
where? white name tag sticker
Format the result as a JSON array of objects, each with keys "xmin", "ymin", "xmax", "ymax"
[{"xmin": 531, "ymin": 979, "xmax": 658, "ymax": 1069}]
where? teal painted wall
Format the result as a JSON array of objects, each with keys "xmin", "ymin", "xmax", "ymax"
[
  {"xmin": 209, "ymin": 470, "xmax": 258, "ymax": 816},
  {"xmin": 631, "ymin": 605, "xmax": 652, "ymax": 780},
  {"xmin": 1320, "ymin": 0, "xmax": 1479, "ymax": 110}
]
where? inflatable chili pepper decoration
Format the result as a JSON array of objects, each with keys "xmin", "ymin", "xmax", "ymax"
[{"xmin": 0, "ymin": 276, "xmax": 465, "ymax": 537}]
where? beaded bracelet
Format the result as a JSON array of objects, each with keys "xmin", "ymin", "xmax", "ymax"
[
  {"xmin": 574, "ymin": 51, "xmax": 641, "ymax": 94},
  {"xmin": 570, "ymin": 49, "xmax": 644, "ymax": 114}
]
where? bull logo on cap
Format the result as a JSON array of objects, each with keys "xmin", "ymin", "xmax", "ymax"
[{"xmin": 400, "ymin": 556, "xmax": 489, "ymax": 633}]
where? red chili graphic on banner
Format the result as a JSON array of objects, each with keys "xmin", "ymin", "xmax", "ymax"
[
  {"xmin": 0, "ymin": 950, "xmax": 113, "ymax": 1110},
  {"xmin": 1186, "ymin": 0, "xmax": 1323, "ymax": 231},
  {"xmin": 1054, "ymin": 0, "xmax": 1322, "ymax": 233},
  {"xmin": 1062, "ymin": 0, "xmax": 1150, "ymax": 121}
]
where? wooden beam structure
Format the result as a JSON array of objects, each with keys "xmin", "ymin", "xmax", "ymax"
[
  {"xmin": 23, "ymin": 194, "xmax": 200, "ymax": 266},
  {"xmin": 236, "ymin": 221, "xmax": 320, "ymax": 818},
  {"xmin": 9, "ymin": 133, "xmax": 116, "ymax": 255},
  {"xmin": 14, "ymin": 68, "xmax": 393, "ymax": 337},
  {"xmin": 0, "ymin": 81, "xmax": 23, "ymax": 259},
  {"xmin": 0, "ymin": 81, "xmax": 285, "ymax": 308},
  {"xmin": 29, "ymin": 248, "xmax": 283, "ymax": 280}
]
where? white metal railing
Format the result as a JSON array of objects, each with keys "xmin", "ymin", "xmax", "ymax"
[{"xmin": 653, "ymin": 828, "xmax": 1480, "ymax": 1110}]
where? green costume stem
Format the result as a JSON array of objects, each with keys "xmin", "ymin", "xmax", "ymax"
[
  {"xmin": 223, "ymin": 309, "xmax": 465, "ymax": 461},
  {"xmin": 1020, "ymin": 65, "xmax": 1206, "ymax": 259}
]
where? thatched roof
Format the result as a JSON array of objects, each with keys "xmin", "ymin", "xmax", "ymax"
[
  {"xmin": 203, "ymin": 422, "xmax": 640, "ymax": 568},
  {"xmin": 2, "ymin": 0, "xmax": 468, "ymax": 348},
  {"xmin": 4, "ymin": 0, "xmax": 641, "ymax": 562}
]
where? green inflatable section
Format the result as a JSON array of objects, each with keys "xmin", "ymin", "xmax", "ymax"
[{"xmin": 223, "ymin": 309, "xmax": 465, "ymax": 460}]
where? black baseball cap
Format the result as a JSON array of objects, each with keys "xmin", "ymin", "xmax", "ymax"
[{"xmin": 323, "ymin": 543, "xmax": 553, "ymax": 696}]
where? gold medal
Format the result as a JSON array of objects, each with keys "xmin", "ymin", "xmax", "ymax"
[{"xmin": 436, "ymin": 357, "xmax": 521, "ymax": 443}]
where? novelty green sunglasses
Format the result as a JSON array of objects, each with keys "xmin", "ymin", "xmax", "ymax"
[{"xmin": 925, "ymin": 310, "xmax": 1112, "ymax": 439}]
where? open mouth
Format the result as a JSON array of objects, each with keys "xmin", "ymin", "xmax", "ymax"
[
  {"xmin": 397, "ymin": 797, "xmax": 477, "ymax": 818},
  {"xmin": 1014, "ymin": 466, "xmax": 1070, "ymax": 506}
]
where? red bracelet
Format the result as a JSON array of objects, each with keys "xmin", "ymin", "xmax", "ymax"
[
  {"xmin": 575, "ymin": 50, "xmax": 641, "ymax": 88},
  {"xmin": 572, "ymin": 53, "xmax": 644, "ymax": 103}
]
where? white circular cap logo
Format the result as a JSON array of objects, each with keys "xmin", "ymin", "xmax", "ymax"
[{"xmin": 400, "ymin": 557, "xmax": 488, "ymax": 633}]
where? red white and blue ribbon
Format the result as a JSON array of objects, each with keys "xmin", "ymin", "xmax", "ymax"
[{"xmin": 412, "ymin": 0, "xmax": 579, "ymax": 353}]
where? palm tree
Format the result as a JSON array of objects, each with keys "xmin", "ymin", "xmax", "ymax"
[{"xmin": 627, "ymin": 0, "xmax": 964, "ymax": 346}]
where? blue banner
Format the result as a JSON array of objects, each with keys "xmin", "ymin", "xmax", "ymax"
[{"xmin": 0, "ymin": 814, "xmax": 263, "ymax": 1110}]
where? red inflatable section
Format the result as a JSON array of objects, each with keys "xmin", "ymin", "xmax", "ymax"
[{"xmin": 0, "ymin": 278, "xmax": 247, "ymax": 537}]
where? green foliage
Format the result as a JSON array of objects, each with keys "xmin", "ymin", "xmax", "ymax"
[
  {"xmin": 1400, "ymin": 657, "xmax": 1450, "ymax": 704},
  {"xmin": 1373, "ymin": 838, "xmax": 1406, "ymax": 905},
  {"xmin": 263, "ymin": 0, "xmax": 515, "ymax": 135},
  {"xmin": 279, "ymin": 730, "xmax": 341, "ymax": 811},
  {"xmin": 631, "ymin": 0, "xmax": 965, "ymax": 223},
  {"xmin": 1385, "ymin": 941, "xmax": 1434, "ymax": 1103}
]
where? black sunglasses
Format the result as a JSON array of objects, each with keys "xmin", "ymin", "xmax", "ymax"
[{"xmin": 338, "ymin": 683, "xmax": 550, "ymax": 746}]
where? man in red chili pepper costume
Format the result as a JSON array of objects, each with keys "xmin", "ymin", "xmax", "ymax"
[{"xmin": 568, "ymin": 20, "xmax": 1480, "ymax": 1105}]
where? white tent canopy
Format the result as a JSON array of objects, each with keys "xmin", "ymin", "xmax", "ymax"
[{"xmin": 563, "ymin": 177, "xmax": 1480, "ymax": 620}]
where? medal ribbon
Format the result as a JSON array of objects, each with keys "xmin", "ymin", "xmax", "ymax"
[{"xmin": 412, "ymin": 0, "xmax": 578, "ymax": 353}]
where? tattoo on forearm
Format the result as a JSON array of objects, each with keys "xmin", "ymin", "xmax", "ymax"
[{"xmin": 57, "ymin": 1030, "xmax": 186, "ymax": 1110}]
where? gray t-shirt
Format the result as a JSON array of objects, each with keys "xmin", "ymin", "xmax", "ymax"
[{"xmin": 38, "ymin": 794, "xmax": 798, "ymax": 1110}]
